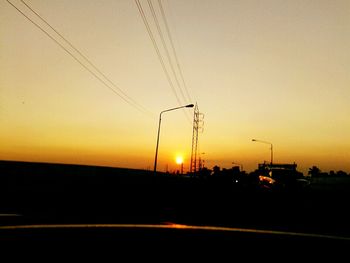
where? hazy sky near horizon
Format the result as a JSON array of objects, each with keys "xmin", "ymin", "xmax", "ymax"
[{"xmin": 1, "ymin": 0, "xmax": 349, "ymax": 174}]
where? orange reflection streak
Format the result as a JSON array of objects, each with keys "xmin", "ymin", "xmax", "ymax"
[
  {"xmin": 1, "ymin": 224, "xmax": 349, "ymax": 241},
  {"xmin": 163, "ymin": 222, "xmax": 188, "ymax": 229}
]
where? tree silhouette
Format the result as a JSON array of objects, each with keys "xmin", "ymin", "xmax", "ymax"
[
  {"xmin": 212, "ymin": 165, "xmax": 221, "ymax": 176},
  {"xmin": 336, "ymin": 170, "xmax": 347, "ymax": 177},
  {"xmin": 308, "ymin": 166, "xmax": 321, "ymax": 177}
]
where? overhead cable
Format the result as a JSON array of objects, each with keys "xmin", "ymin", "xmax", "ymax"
[
  {"xmin": 157, "ymin": 0, "xmax": 193, "ymax": 102},
  {"xmin": 134, "ymin": 0, "xmax": 182, "ymax": 107},
  {"xmin": 147, "ymin": 0, "xmax": 187, "ymax": 104},
  {"xmin": 7, "ymin": 0, "xmax": 152, "ymax": 116}
]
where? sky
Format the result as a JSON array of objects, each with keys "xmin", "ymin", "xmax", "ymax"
[{"xmin": 1, "ymin": 0, "xmax": 349, "ymax": 174}]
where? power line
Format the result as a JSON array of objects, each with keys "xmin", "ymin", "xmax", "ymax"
[
  {"xmin": 158, "ymin": 0, "xmax": 192, "ymax": 103},
  {"xmin": 157, "ymin": 0, "xmax": 192, "ymax": 102},
  {"xmin": 135, "ymin": 0, "xmax": 192, "ymax": 124},
  {"xmin": 134, "ymin": 0, "xmax": 182, "ymax": 107},
  {"xmin": 147, "ymin": 0, "xmax": 187, "ymax": 104},
  {"xmin": 147, "ymin": 0, "xmax": 192, "ymax": 122},
  {"xmin": 20, "ymin": 0, "xmax": 152, "ymax": 116},
  {"xmin": 7, "ymin": 0, "xmax": 152, "ymax": 116}
]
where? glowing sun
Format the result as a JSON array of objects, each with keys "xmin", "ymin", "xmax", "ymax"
[{"xmin": 175, "ymin": 156, "xmax": 184, "ymax": 164}]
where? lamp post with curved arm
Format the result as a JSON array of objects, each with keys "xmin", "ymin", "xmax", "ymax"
[
  {"xmin": 154, "ymin": 104, "xmax": 194, "ymax": 175},
  {"xmin": 252, "ymin": 139, "xmax": 273, "ymax": 164}
]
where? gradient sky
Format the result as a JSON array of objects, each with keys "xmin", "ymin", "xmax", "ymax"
[{"xmin": 1, "ymin": 0, "xmax": 349, "ymax": 174}]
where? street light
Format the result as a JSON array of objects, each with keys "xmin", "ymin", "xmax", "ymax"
[
  {"xmin": 252, "ymin": 139, "xmax": 273, "ymax": 164},
  {"xmin": 154, "ymin": 104, "xmax": 194, "ymax": 175}
]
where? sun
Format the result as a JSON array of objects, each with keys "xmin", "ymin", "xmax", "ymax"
[{"xmin": 175, "ymin": 156, "xmax": 184, "ymax": 165}]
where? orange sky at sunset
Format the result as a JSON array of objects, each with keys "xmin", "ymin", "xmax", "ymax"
[{"xmin": 1, "ymin": 0, "xmax": 349, "ymax": 174}]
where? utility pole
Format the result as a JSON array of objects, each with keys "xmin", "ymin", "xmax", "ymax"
[{"xmin": 190, "ymin": 103, "xmax": 204, "ymax": 174}]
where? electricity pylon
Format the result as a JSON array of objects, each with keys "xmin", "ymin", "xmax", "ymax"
[{"xmin": 190, "ymin": 103, "xmax": 204, "ymax": 173}]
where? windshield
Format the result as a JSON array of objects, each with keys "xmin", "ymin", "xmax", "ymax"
[{"xmin": 1, "ymin": 0, "xmax": 350, "ymax": 242}]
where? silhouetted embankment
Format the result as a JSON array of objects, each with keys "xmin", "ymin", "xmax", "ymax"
[{"xmin": 1, "ymin": 160, "xmax": 350, "ymax": 237}]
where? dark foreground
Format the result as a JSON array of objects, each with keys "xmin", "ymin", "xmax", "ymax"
[{"xmin": 0, "ymin": 160, "xmax": 350, "ymax": 254}]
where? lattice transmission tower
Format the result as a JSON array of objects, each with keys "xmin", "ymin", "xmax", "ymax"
[{"xmin": 190, "ymin": 103, "xmax": 204, "ymax": 173}]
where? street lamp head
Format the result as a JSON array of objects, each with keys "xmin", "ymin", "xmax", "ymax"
[
  {"xmin": 186, "ymin": 104, "xmax": 194, "ymax": 108},
  {"xmin": 251, "ymin": 138, "xmax": 273, "ymax": 164}
]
